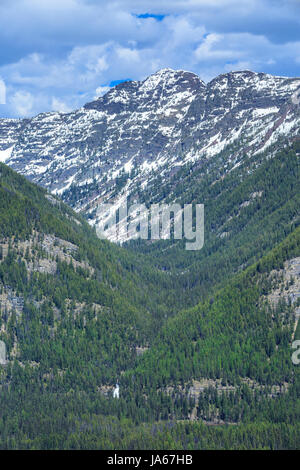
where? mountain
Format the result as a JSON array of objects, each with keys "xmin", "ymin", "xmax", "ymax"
[
  {"xmin": 0, "ymin": 69, "xmax": 299, "ymax": 237},
  {"xmin": 0, "ymin": 69, "xmax": 300, "ymax": 449},
  {"xmin": 0, "ymin": 163, "xmax": 299, "ymax": 449},
  {"xmin": 125, "ymin": 141, "xmax": 300, "ymax": 307},
  {"xmin": 0, "ymin": 161, "xmax": 187, "ymax": 375}
]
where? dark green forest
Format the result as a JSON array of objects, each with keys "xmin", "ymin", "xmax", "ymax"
[{"xmin": 0, "ymin": 142, "xmax": 299, "ymax": 449}]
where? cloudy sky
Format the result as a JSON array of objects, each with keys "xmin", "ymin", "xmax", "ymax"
[{"xmin": 0, "ymin": 0, "xmax": 299, "ymax": 118}]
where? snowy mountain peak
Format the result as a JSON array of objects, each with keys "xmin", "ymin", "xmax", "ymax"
[
  {"xmin": 140, "ymin": 67, "xmax": 203, "ymax": 89},
  {"xmin": 0, "ymin": 69, "xmax": 299, "ymax": 241}
]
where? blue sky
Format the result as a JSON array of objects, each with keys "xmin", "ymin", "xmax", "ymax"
[{"xmin": 0, "ymin": 0, "xmax": 299, "ymax": 118}]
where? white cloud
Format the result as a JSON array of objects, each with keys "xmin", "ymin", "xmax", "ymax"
[
  {"xmin": 0, "ymin": 78, "xmax": 6, "ymax": 104},
  {"xmin": 94, "ymin": 86, "xmax": 111, "ymax": 98},
  {"xmin": 116, "ymin": 46, "xmax": 140, "ymax": 62},
  {"xmin": 51, "ymin": 97, "xmax": 72, "ymax": 113},
  {"xmin": 10, "ymin": 90, "xmax": 34, "ymax": 116},
  {"xmin": 195, "ymin": 33, "xmax": 242, "ymax": 61},
  {"xmin": 0, "ymin": 0, "xmax": 299, "ymax": 117},
  {"xmin": 224, "ymin": 61, "xmax": 252, "ymax": 72},
  {"xmin": 162, "ymin": 16, "xmax": 206, "ymax": 46}
]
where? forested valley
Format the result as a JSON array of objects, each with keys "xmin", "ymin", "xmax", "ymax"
[{"xmin": 0, "ymin": 141, "xmax": 299, "ymax": 449}]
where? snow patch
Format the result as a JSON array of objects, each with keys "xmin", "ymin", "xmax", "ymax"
[{"xmin": 0, "ymin": 146, "xmax": 14, "ymax": 163}]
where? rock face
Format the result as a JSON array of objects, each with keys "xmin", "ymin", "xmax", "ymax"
[
  {"xmin": 0, "ymin": 340, "xmax": 6, "ymax": 365},
  {"xmin": 0, "ymin": 68, "xmax": 299, "ymax": 237},
  {"xmin": 266, "ymin": 257, "xmax": 300, "ymax": 340}
]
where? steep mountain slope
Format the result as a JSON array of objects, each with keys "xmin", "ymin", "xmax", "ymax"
[
  {"xmin": 0, "ymin": 69, "xmax": 299, "ymax": 235},
  {"xmin": 0, "ymin": 162, "xmax": 189, "ymax": 384},
  {"xmin": 0, "ymin": 69, "xmax": 300, "ymax": 449},
  {"xmin": 126, "ymin": 226, "xmax": 300, "ymax": 388},
  {"xmin": 0, "ymin": 165, "xmax": 299, "ymax": 447},
  {"xmin": 126, "ymin": 141, "xmax": 300, "ymax": 308},
  {"xmin": 120, "ymin": 226, "xmax": 300, "ymax": 432}
]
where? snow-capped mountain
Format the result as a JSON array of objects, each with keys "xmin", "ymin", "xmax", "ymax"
[{"xmin": 0, "ymin": 68, "xmax": 299, "ymax": 239}]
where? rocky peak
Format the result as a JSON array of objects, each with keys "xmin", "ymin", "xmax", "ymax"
[{"xmin": 0, "ymin": 69, "xmax": 299, "ymax": 239}]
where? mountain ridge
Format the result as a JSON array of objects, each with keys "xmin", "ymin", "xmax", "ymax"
[
  {"xmin": 0, "ymin": 161, "xmax": 299, "ymax": 449},
  {"xmin": 0, "ymin": 68, "xmax": 299, "ymax": 241}
]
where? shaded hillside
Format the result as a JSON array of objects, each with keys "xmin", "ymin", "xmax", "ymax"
[
  {"xmin": 0, "ymin": 162, "xmax": 187, "ymax": 383},
  {"xmin": 0, "ymin": 162, "xmax": 299, "ymax": 448},
  {"xmin": 127, "ymin": 141, "xmax": 300, "ymax": 307}
]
